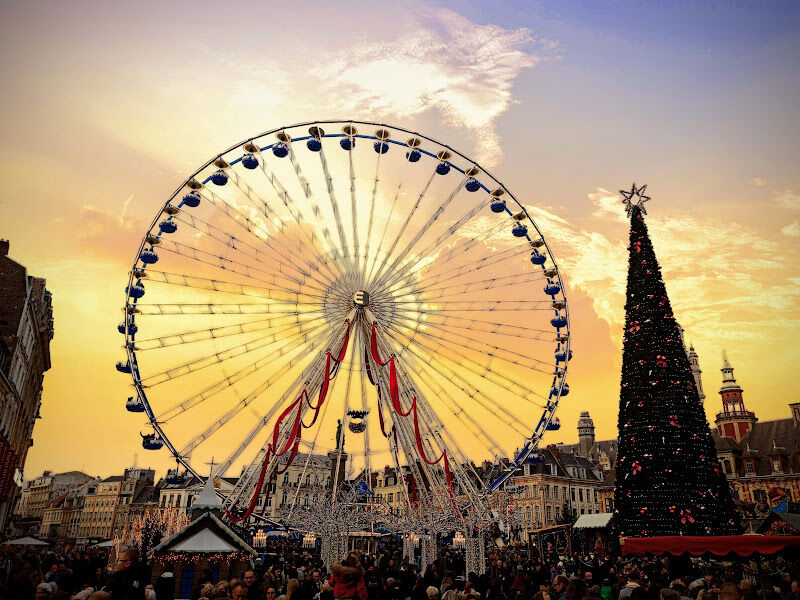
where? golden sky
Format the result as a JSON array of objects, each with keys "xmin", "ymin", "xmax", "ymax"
[{"xmin": 0, "ymin": 1, "xmax": 798, "ymax": 479}]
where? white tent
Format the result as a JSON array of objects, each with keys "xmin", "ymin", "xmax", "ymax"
[
  {"xmin": 4, "ymin": 537, "xmax": 49, "ymax": 546},
  {"xmin": 572, "ymin": 513, "xmax": 614, "ymax": 529}
]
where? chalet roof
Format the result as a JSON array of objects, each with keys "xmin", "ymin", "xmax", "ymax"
[{"xmin": 149, "ymin": 511, "xmax": 256, "ymax": 556}]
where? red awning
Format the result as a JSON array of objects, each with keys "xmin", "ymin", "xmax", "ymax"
[{"xmin": 621, "ymin": 535, "xmax": 800, "ymax": 558}]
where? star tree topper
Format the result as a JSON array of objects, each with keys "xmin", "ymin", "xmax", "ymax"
[{"xmin": 620, "ymin": 183, "xmax": 651, "ymax": 216}]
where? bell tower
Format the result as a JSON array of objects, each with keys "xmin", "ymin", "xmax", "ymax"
[
  {"xmin": 687, "ymin": 344, "xmax": 706, "ymax": 403},
  {"xmin": 714, "ymin": 351, "xmax": 756, "ymax": 441}
]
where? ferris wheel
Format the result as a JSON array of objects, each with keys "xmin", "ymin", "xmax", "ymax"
[{"xmin": 117, "ymin": 120, "xmax": 571, "ymax": 522}]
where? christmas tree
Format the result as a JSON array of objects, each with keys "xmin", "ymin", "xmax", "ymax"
[{"xmin": 614, "ymin": 185, "xmax": 739, "ymax": 537}]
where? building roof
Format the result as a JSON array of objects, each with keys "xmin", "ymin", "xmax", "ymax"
[
  {"xmin": 100, "ymin": 475, "xmax": 124, "ymax": 483},
  {"xmin": 713, "ymin": 416, "xmax": 800, "ymax": 476},
  {"xmin": 149, "ymin": 511, "xmax": 256, "ymax": 556},
  {"xmin": 573, "ymin": 513, "xmax": 614, "ymax": 529}
]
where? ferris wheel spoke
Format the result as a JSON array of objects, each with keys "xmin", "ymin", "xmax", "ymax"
[
  {"xmin": 383, "ymin": 243, "xmax": 531, "ymax": 300},
  {"xmin": 172, "ymin": 211, "xmax": 333, "ymax": 292},
  {"xmin": 392, "ymin": 315, "xmax": 553, "ymax": 370},
  {"xmin": 370, "ymin": 169, "xmax": 437, "ymax": 287},
  {"xmin": 156, "ymin": 321, "xmax": 334, "ymax": 423},
  {"xmin": 371, "ymin": 177, "xmax": 468, "ymax": 292},
  {"xmin": 374, "ymin": 194, "xmax": 491, "ymax": 293},
  {"xmin": 391, "ymin": 309, "xmax": 556, "ymax": 340},
  {"xmin": 143, "ymin": 270, "xmax": 329, "ymax": 304},
  {"xmin": 222, "ymin": 319, "xmax": 350, "ymax": 509},
  {"xmin": 134, "ymin": 303, "xmax": 327, "ymax": 317},
  {"xmin": 135, "ymin": 313, "xmax": 326, "ymax": 351},
  {"xmin": 388, "ymin": 299, "xmax": 553, "ymax": 313},
  {"xmin": 177, "ymin": 329, "xmax": 333, "ymax": 457},
  {"xmin": 386, "ymin": 328, "xmax": 536, "ymax": 439},
  {"xmin": 156, "ymin": 239, "xmax": 327, "ymax": 297},
  {"xmin": 317, "ymin": 145, "xmax": 356, "ymax": 277},
  {"xmin": 401, "ymin": 351, "xmax": 505, "ymax": 459},
  {"xmin": 367, "ymin": 321, "xmax": 483, "ymax": 506},
  {"xmin": 396, "ymin": 270, "xmax": 545, "ymax": 301},
  {"xmin": 252, "ymin": 150, "xmax": 345, "ymax": 286},
  {"xmin": 198, "ymin": 185, "xmax": 333, "ymax": 286},
  {"xmin": 141, "ymin": 318, "xmax": 328, "ymax": 387},
  {"xmin": 365, "ymin": 183, "xmax": 402, "ymax": 284},
  {"xmin": 360, "ymin": 143, "xmax": 385, "ymax": 286},
  {"xmin": 385, "ymin": 321, "xmax": 549, "ymax": 408}
]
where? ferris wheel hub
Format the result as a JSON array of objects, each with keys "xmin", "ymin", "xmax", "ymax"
[{"xmin": 353, "ymin": 290, "xmax": 370, "ymax": 308}]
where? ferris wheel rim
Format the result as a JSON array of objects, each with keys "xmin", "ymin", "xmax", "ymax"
[{"xmin": 120, "ymin": 118, "xmax": 571, "ymax": 493}]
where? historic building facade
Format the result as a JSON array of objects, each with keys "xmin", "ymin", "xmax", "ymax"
[
  {"xmin": 509, "ymin": 445, "xmax": 606, "ymax": 541},
  {"xmin": 0, "ymin": 240, "xmax": 54, "ymax": 532},
  {"xmin": 709, "ymin": 353, "xmax": 800, "ymax": 530}
]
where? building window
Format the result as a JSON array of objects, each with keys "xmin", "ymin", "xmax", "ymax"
[
  {"xmin": 579, "ymin": 489, "xmax": 584, "ymax": 502},
  {"xmin": 545, "ymin": 506, "xmax": 551, "ymax": 522},
  {"xmin": 388, "ymin": 493, "xmax": 394, "ymax": 502},
  {"xmin": 553, "ymin": 486, "xmax": 559, "ymax": 500},
  {"xmin": 771, "ymin": 457, "xmax": 782, "ymax": 473},
  {"xmin": 544, "ymin": 485, "xmax": 550, "ymax": 499},
  {"xmin": 722, "ymin": 459, "xmax": 732, "ymax": 474},
  {"xmin": 534, "ymin": 505, "xmax": 540, "ymax": 522},
  {"xmin": 744, "ymin": 459, "xmax": 755, "ymax": 475},
  {"xmin": 571, "ymin": 488, "xmax": 575, "ymax": 502},
  {"xmin": 533, "ymin": 486, "xmax": 539, "ymax": 498}
]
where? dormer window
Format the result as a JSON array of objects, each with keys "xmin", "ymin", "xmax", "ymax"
[
  {"xmin": 744, "ymin": 458, "xmax": 755, "ymax": 475},
  {"xmin": 771, "ymin": 456, "xmax": 783, "ymax": 473}
]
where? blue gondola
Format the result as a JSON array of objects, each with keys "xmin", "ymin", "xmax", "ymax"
[
  {"xmin": 182, "ymin": 191, "xmax": 201, "ymax": 207},
  {"xmin": 272, "ymin": 143, "xmax": 289, "ymax": 158},
  {"xmin": 544, "ymin": 282, "xmax": 561, "ymax": 296},
  {"xmin": 436, "ymin": 162, "xmax": 450, "ymax": 175},
  {"xmin": 126, "ymin": 282, "xmax": 145, "ymax": 299},
  {"xmin": 551, "ymin": 383, "xmax": 569, "ymax": 397},
  {"xmin": 141, "ymin": 433, "xmax": 164, "ymax": 450},
  {"xmin": 374, "ymin": 141, "xmax": 389, "ymax": 154},
  {"xmin": 512, "ymin": 223, "xmax": 528, "ymax": 237},
  {"xmin": 555, "ymin": 348, "xmax": 573, "ymax": 363},
  {"xmin": 241, "ymin": 153, "xmax": 259, "ymax": 169},
  {"xmin": 140, "ymin": 249, "xmax": 158, "ymax": 264},
  {"xmin": 546, "ymin": 417, "xmax": 561, "ymax": 431},
  {"xmin": 210, "ymin": 169, "xmax": 228, "ymax": 186},
  {"xmin": 465, "ymin": 178, "xmax": 481, "ymax": 192},
  {"xmin": 550, "ymin": 315, "xmax": 567, "ymax": 328},
  {"xmin": 117, "ymin": 322, "xmax": 138, "ymax": 335},
  {"xmin": 116, "ymin": 361, "xmax": 132, "ymax": 373},
  {"xmin": 527, "ymin": 454, "xmax": 544, "ymax": 463},
  {"xmin": 340, "ymin": 137, "xmax": 354, "ymax": 151},
  {"xmin": 490, "ymin": 198, "xmax": 506, "ymax": 213},
  {"xmin": 405, "ymin": 149, "xmax": 421, "ymax": 162},
  {"xmin": 165, "ymin": 471, "xmax": 185, "ymax": 485},
  {"xmin": 126, "ymin": 396, "xmax": 145, "ymax": 413},
  {"xmin": 307, "ymin": 139, "xmax": 322, "ymax": 152},
  {"xmin": 530, "ymin": 251, "xmax": 546, "ymax": 265},
  {"xmin": 159, "ymin": 220, "xmax": 177, "ymax": 234}
]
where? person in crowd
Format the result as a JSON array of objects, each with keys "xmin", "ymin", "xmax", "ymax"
[
  {"xmin": 232, "ymin": 582, "xmax": 248, "ymax": 600},
  {"xmin": 329, "ymin": 552, "xmax": 367, "ymax": 600},
  {"xmin": 107, "ymin": 548, "xmax": 147, "ymax": 600},
  {"xmin": 619, "ymin": 571, "xmax": 643, "ymax": 600}
]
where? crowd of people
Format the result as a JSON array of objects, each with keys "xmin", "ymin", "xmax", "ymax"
[{"xmin": 0, "ymin": 538, "xmax": 797, "ymax": 600}]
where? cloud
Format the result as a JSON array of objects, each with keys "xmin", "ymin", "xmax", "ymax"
[
  {"xmin": 524, "ymin": 188, "xmax": 800, "ymax": 347},
  {"xmin": 307, "ymin": 8, "xmax": 556, "ymax": 166},
  {"xmin": 782, "ymin": 221, "xmax": 800, "ymax": 237},
  {"xmin": 751, "ymin": 177, "xmax": 767, "ymax": 187},
  {"xmin": 774, "ymin": 189, "xmax": 800, "ymax": 209},
  {"xmin": 78, "ymin": 204, "xmax": 143, "ymax": 262}
]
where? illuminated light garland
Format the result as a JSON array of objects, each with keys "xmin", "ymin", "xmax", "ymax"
[{"xmin": 151, "ymin": 551, "xmax": 250, "ymax": 566}]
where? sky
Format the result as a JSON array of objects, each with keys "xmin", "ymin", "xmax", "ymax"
[{"xmin": 0, "ymin": 0, "xmax": 798, "ymax": 479}]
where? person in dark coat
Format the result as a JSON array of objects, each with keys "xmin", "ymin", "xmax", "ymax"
[{"xmin": 106, "ymin": 548, "xmax": 147, "ymax": 600}]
